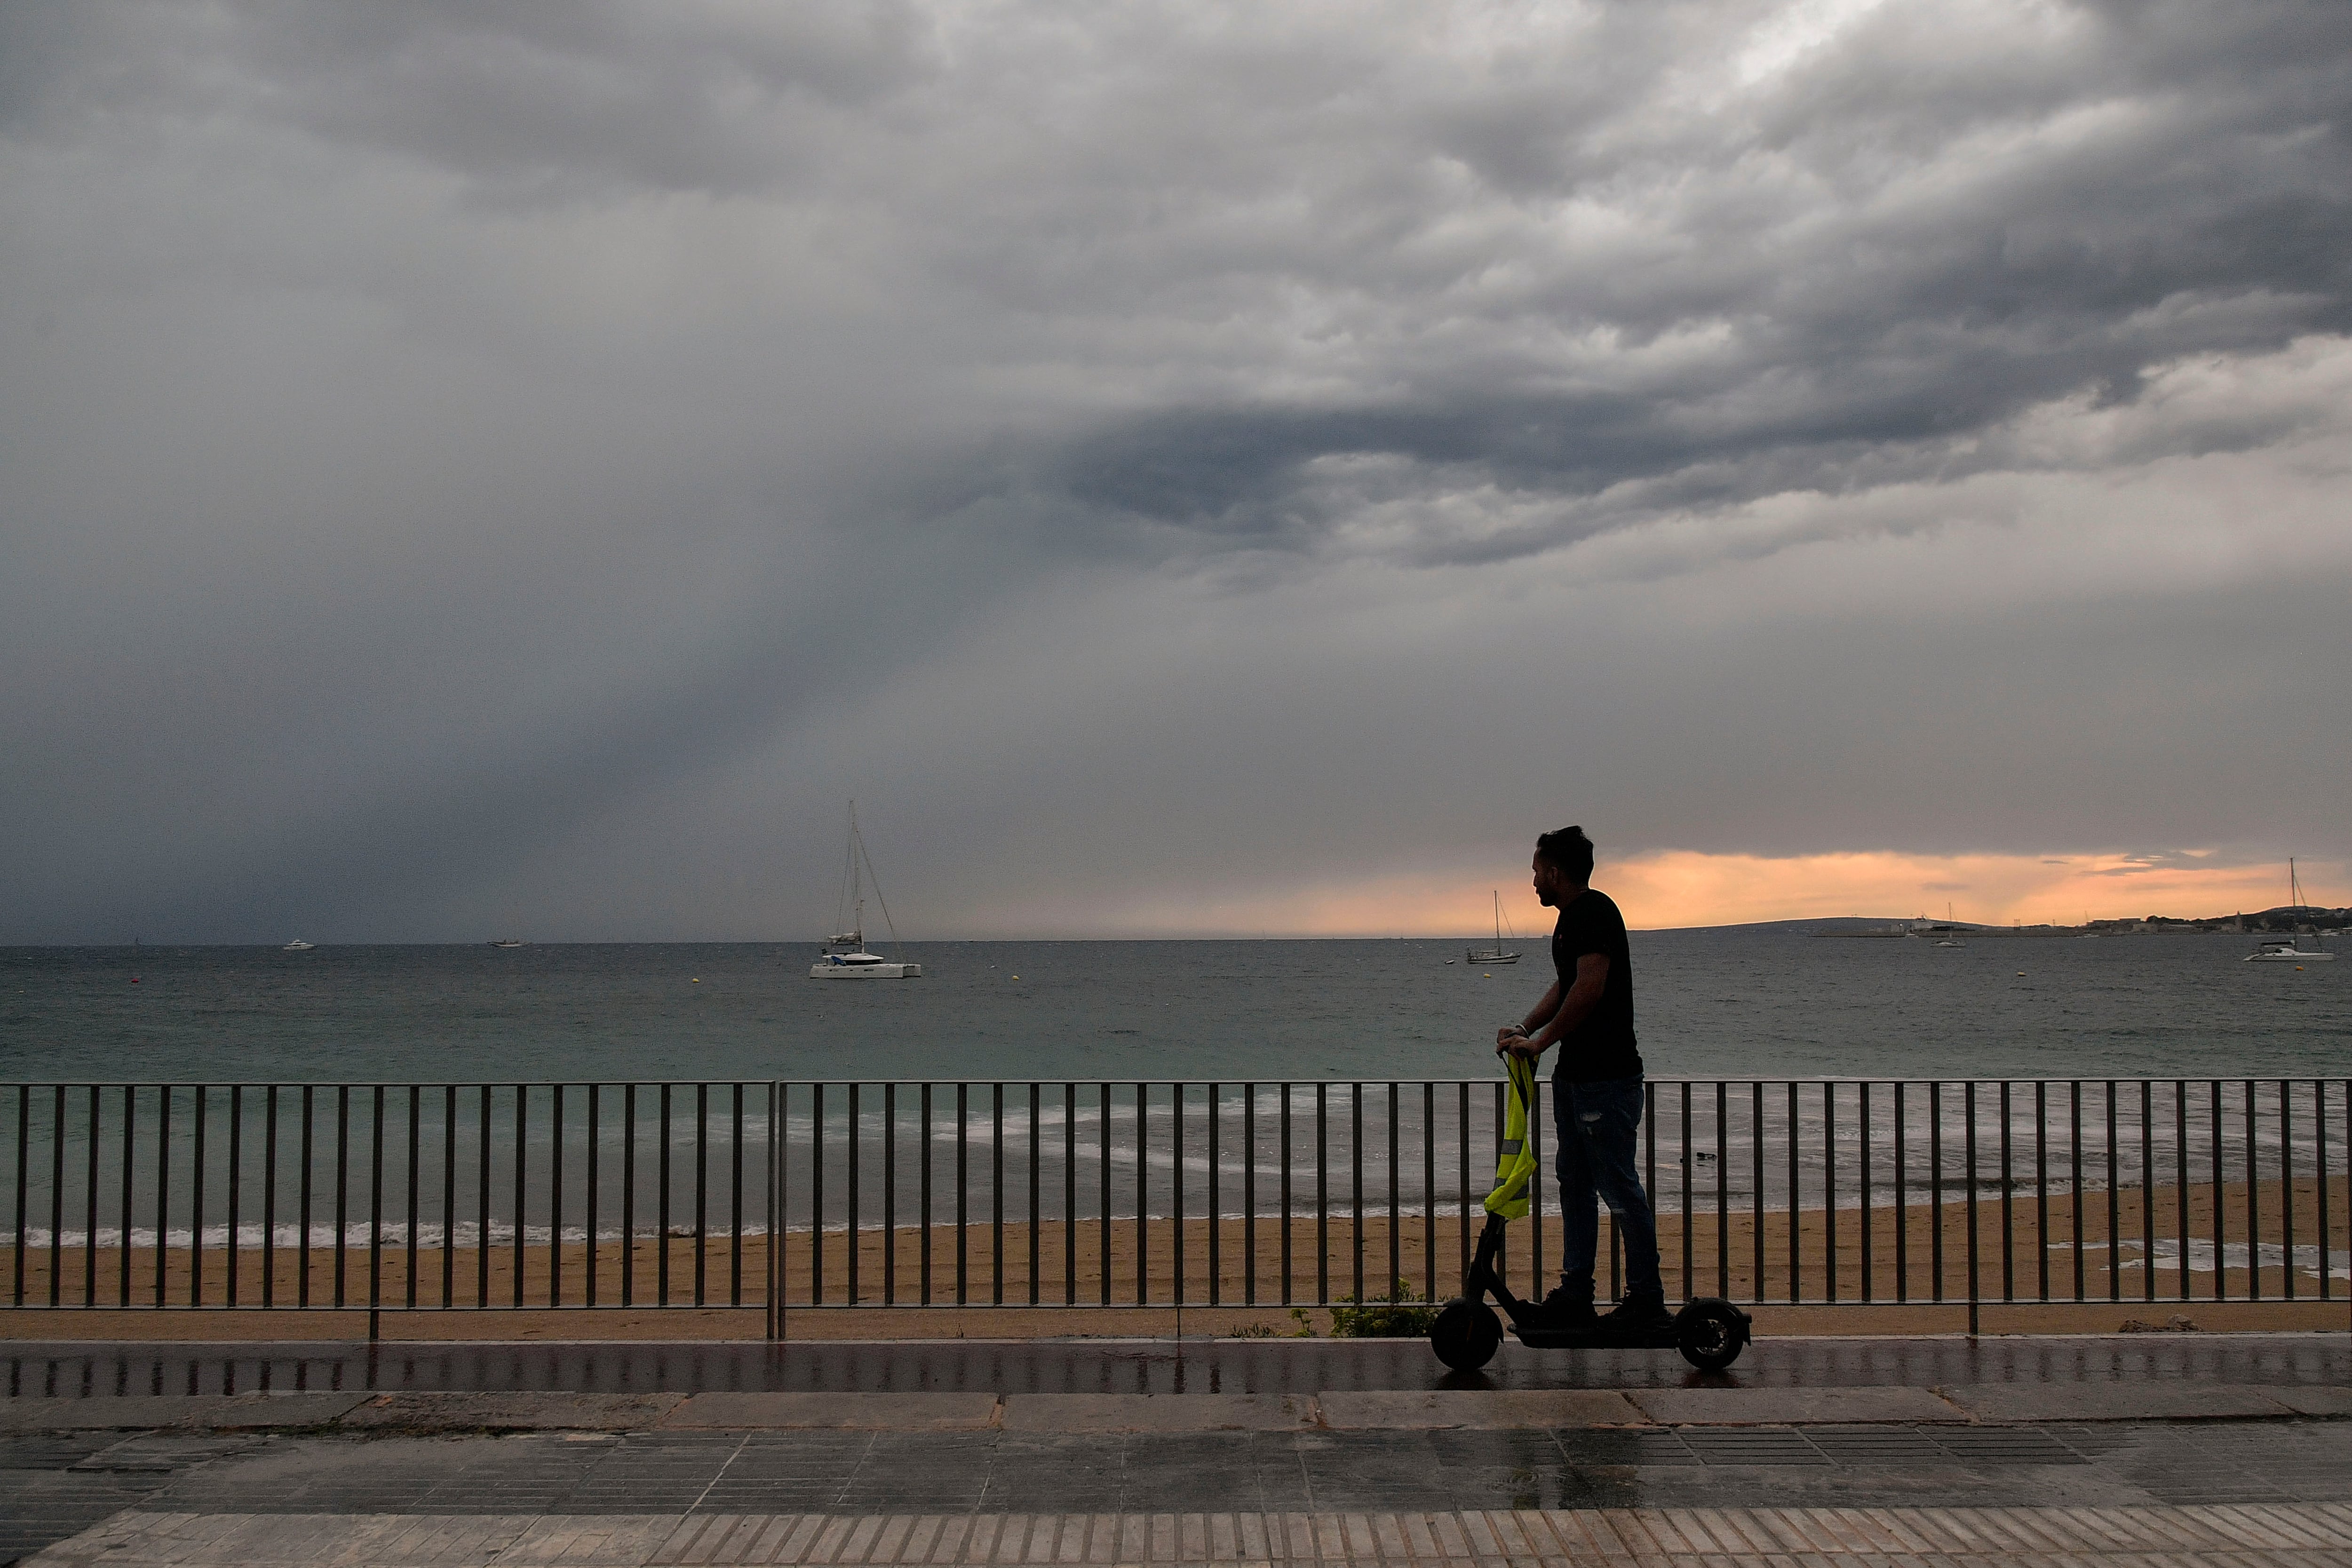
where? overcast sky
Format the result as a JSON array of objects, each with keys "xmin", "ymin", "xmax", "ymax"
[{"xmin": 4, "ymin": 0, "xmax": 2350, "ymax": 942}]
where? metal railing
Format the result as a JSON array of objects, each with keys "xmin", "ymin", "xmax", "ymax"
[{"xmin": 1, "ymin": 1079, "xmax": 2344, "ymax": 1334}]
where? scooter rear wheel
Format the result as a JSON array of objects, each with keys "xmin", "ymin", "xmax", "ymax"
[
  {"xmin": 1674, "ymin": 1297, "xmax": 1748, "ymax": 1370},
  {"xmin": 1431, "ymin": 1300, "xmax": 1503, "ymax": 1370}
]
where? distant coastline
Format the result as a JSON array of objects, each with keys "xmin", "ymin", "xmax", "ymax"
[{"xmin": 1790, "ymin": 906, "xmax": 2350, "ymax": 939}]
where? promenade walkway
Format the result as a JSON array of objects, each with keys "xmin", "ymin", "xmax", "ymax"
[{"xmin": 1, "ymin": 1336, "xmax": 2346, "ymax": 1568}]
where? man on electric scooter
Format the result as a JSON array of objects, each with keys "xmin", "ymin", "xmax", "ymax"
[{"xmin": 1494, "ymin": 826, "xmax": 1670, "ymax": 1339}]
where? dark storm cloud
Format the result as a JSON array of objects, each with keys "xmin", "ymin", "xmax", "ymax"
[{"xmin": 3, "ymin": 0, "xmax": 2349, "ymax": 941}]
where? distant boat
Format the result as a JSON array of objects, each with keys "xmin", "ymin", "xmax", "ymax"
[
  {"xmin": 489, "ymin": 939, "xmax": 525, "ymax": 948},
  {"xmin": 2246, "ymin": 860, "xmax": 2335, "ymax": 962},
  {"xmin": 810, "ymin": 801, "xmax": 922, "ymax": 980},
  {"xmin": 281, "ymin": 939, "xmax": 314, "ymax": 952},
  {"xmin": 1467, "ymin": 891, "xmax": 1521, "ymax": 966}
]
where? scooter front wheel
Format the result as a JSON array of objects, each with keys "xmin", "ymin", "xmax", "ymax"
[
  {"xmin": 1674, "ymin": 1297, "xmax": 1750, "ymax": 1370},
  {"xmin": 1430, "ymin": 1299, "xmax": 1503, "ymax": 1370}
]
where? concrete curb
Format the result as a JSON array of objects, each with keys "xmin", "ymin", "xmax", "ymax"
[{"xmin": 1, "ymin": 1384, "xmax": 2346, "ymax": 1434}]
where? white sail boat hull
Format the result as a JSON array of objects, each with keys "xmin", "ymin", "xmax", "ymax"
[{"xmin": 810, "ymin": 955, "xmax": 922, "ymax": 979}]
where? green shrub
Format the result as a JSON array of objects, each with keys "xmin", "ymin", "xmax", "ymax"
[{"xmin": 1328, "ymin": 1279, "xmax": 1440, "ymax": 1337}]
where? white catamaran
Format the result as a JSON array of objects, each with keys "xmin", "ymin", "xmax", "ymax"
[
  {"xmin": 1467, "ymin": 890, "xmax": 1522, "ymax": 966},
  {"xmin": 2246, "ymin": 858, "xmax": 2335, "ymax": 963},
  {"xmin": 810, "ymin": 802, "xmax": 922, "ymax": 979}
]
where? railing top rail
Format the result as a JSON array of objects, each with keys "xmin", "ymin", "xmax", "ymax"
[{"xmin": 0, "ymin": 1074, "xmax": 2339, "ymax": 1090}]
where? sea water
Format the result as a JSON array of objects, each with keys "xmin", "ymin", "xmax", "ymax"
[
  {"xmin": 0, "ymin": 929, "xmax": 2342, "ymax": 1084},
  {"xmin": 1, "ymin": 932, "xmax": 2344, "ymax": 1247}
]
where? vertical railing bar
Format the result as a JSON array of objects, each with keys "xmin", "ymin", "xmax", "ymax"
[
  {"xmin": 844, "ymin": 1084, "xmax": 858, "ymax": 1308},
  {"xmin": 2175, "ymin": 1080, "xmax": 2190, "ymax": 1302},
  {"xmin": 883, "ymin": 1083, "xmax": 897, "ymax": 1307},
  {"xmin": 1422, "ymin": 1082, "xmax": 1437, "ymax": 1307},
  {"xmin": 1245, "ymin": 1083, "xmax": 1261, "ymax": 1309},
  {"xmin": 2316, "ymin": 1080, "xmax": 2331, "ymax": 1305},
  {"xmin": 1751, "ymin": 1082, "xmax": 1765, "ymax": 1306},
  {"xmin": 2105, "ymin": 1081, "xmax": 2121, "ymax": 1304},
  {"xmin": 155, "ymin": 1086, "xmax": 174, "ymax": 1310},
  {"xmin": 694, "ymin": 1083, "xmax": 709, "ymax": 1308},
  {"xmin": 2210, "ymin": 1080, "xmax": 2225, "ymax": 1303},
  {"xmin": 2070, "ymin": 1082, "xmax": 2085, "ymax": 1302},
  {"xmin": 660, "ymin": 1082, "xmax": 675, "ymax": 1307},
  {"xmin": 404, "ymin": 1086, "xmax": 420, "ymax": 1310},
  {"xmin": 2140, "ymin": 1079, "xmax": 2156, "ymax": 1306},
  {"xmin": 262, "ymin": 1086, "xmax": 278, "ymax": 1310},
  {"xmin": 1928, "ymin": 1081, "xmax": 1943, "ymax": 1305},
  {"xmin": 1350, "ymin": 1083, "xmax": 1364, "ymax": 1306},
  {"xmin": 620, "ymin": 1084, "xmax": 636, "ymax": 1309},
  {"xmin": 1283, "ymin": 1084, "xmax": 1295, "ymax": 1307},
  {"xmin": 334, "ymin": 1085, "xmax": 350, "ymax": 1309},
  {"xmin": 509, "ymin": 1084, "xmax": 525, "ymax": 1310},
  {"xmin": 1822, "ymin": 1082, "xmax": 1835, "ymax": 1304},
  {"xmin": 2278, "ymin": 1080, "xmax": 2295, "ymax": 1304},
  {"xmin": 9, "ymin": 1085, "xmax": 25, "ymax": 1308},
  {"xmin": 475, "ymin": 1087, "xmax": 491, "ymax": 1310},
  {"xmin": 1456, "ymin": 1084, "xmax": 1470, "ymax": 1284},
  {"xmin": 1892, "ymin": 1082, "xmax": 1907, "ymax": 1305},
  {"xmin": 296, "ymin": 1081, "xmax": 315, "ymax": 1316},
  {"xmin": 1097, "ymin": 1083, "xmax": 1111, "ymax": 1307},
  {"xmin": 587, "ymin": 1085, "xmax": 601, "ymax": 1310},
  {"xmin": 366, "ymin": 1086, "xmax": 384, "ymax": 1313},
  {"xmin": 991, "ymin": 1082, "xmax": 1005, "ymax": 1308},
  {"xmin": 1997, "ymin": 1080, "xmax": 2013, "ymax": 1304},
  {"xmin": 1208, "ymin": 1084, "xmax": 1222, "ymax": 1309},
  {"xmin": 56, "ymin": 1085, "xmax": 77, "ymax": 1310},
  {"xmin": 219, "ymin": 1087, "xmax": 235, "ymax": 1310},
  {"xmin": 731, "ymin": 1083, "xmax": 745, "ymax": 1309},
  {"xmin": 766, "ymin": 1084, "xmax": 781, "ymax": 1336},
  {"xmin": 1133, "ymin": 1083, "xmax": 1147, "ymax": 1306},
  {"xmin": 2034, "ymin": 1081, "xmax": 2049, "ymax": 1303},
  {"xmin": 1785, "ymin": 1082, "xmax": 1798, "ymax": 1305},
  {"xmin": 1386, "ymin": 1082, "xmax": 1400, "ymax": 1307},
  {"xmin": 439, "ymin": 1084, "xmax": 456, "ymax": 1309},
  {"xmin": 548, "ymin": 1086, "xmax": 564, "ymax": 1308},
  {"xmin": 122, "ymin": 1085, "xmax": 139, "ymax": 1308},
  {"xmin": 953, "ymin": 1083, "xmax": 967, "ymax": 1307},
  {"xmin": 1063, "ymin": 1082, "xmax": 1077, "ymax": 1307},
  {"xmin": 1028, "ymin": 1082, "xmax": 1041, "ymax": 1307},
  {"xmin": 1315, "ymin": 1083, "xmax": 1329, "ymax": 1308},
  {"xmin": 1173, "ymin": 1084, "xmax": 1185, "ymax": 1310},
  {"xmin": 806, "ymin": 1083, "xmax": 820, "ymax": 1308},
  {"xmin": 1715, "ymin": 1081, "xmax": 1730, "ymax": 1299},
  {"xmin": 190, "ymin": 1085, "xmax": 207, "ymax": 1309},
  {"xmin": 1964, "ymin": 1082, "xmax": 1980, "ymax": 1334},
  {"xmin": 1858, "ymin": 1082, "xmax": 1872, "ymax": 1304},
  {"xmin": 2244, "ymin": 1079, "xmax": 2260, "ymax": 1302},
  {"xmin": 1680, "ymin": 1082, "xmax": 1693, "ymax": 1304},
  {"xmin": 921, "ymin": 1082, "xmax": 934, "ymax": 1306}
]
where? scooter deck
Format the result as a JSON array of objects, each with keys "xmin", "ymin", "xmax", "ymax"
[{"xmin": 1510, "ymin": 1321, "xmax": 1682, "ymax": 1351}]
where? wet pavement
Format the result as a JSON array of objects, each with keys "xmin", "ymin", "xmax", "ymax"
[
  {"xmin": 4, "ymin": 1333, "xmax": 2346, "ymax": 1398},
  {"xmin": 1, "ymin": 1337, "xmax": 2348, "ymax": 1566}
]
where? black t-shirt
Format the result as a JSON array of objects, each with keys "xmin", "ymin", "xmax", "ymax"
[{"xmin": 1550, "ymin": 889, "xmax": 1642, "ymax": 1082}]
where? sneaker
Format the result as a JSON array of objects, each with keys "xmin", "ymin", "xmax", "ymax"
[
  {"xmin": 1533, "ymin": 1276, "xmax": 1596, "ymax": 1330},
  {"xmin": 1595, "ymin": 1290, "xmax": 1672, "ymax": 1341}
]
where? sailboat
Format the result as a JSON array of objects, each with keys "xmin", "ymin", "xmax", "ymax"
[
  {"xmin": 1467, "ymin": 891, "xmax": 1521, "ymax": 966},
  {"xmin": 810, "ymin": 802, "xmax": 922, "ymax": 979},
  {"xmin": 2246, "ymin": 859, "xmax": 2334, "ymax": 963}
]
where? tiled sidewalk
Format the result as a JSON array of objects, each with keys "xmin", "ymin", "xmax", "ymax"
[{"xmin": 30, "ymin": 1503, "xmax": 2352, "ymax": 1567}]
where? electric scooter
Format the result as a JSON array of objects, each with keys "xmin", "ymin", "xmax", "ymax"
[{"xmin": 1429, "ymin": 1052, "xmax": 1752, "ymax": 1373}]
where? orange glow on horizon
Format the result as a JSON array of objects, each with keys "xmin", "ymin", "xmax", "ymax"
[{"xmin": 1045, "ymin": 849, "xmax": 2340, "ymax": 937}]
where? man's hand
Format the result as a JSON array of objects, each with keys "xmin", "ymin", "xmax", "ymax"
[{"xmin": 1495, "ymin": 1024, "xmax": 1536, "ymax": 1058}]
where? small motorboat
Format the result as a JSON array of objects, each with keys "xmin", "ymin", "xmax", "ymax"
[{"xmin": 282, "ymin": 939, "xmax": 314, "ymax": 951}]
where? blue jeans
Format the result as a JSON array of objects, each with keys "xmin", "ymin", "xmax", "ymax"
[{"xmin": 1551, "ymin": 1075, "xmax": 1664, "ymax": 1297}]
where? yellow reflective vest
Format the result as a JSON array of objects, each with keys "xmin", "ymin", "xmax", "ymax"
[{"xmin": 1484, "ymin": 1051, "xmax": 1540, "ymax": 1219}]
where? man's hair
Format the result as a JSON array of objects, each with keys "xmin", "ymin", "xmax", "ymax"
[{"xmin": 1534, "ymin": 825, "xmax": 1595, "ymax": 882}]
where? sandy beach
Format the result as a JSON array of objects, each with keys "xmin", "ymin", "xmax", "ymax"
[{"xmin": 5, "ymin": 1173, "xmax": 2344, "ymax": 1340}]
